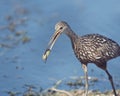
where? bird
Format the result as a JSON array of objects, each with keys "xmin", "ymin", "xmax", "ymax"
[{"xmin": 42, "ymin": 21, "xmax": 120, "ymax": 96}]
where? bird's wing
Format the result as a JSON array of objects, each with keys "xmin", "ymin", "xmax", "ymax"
[{"xmin": 80, "ymin": 34, "xmax": 111, "ymax": 60}]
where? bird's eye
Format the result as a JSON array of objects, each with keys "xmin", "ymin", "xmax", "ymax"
[{"xmin": 60, "ymin": 27, "xmax": 63, "ymax": 30}]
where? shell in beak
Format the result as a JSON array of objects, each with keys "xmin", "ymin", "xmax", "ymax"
[{"xmin": 42, "ymin": 30, "xmax": 61, "ymax": 62}]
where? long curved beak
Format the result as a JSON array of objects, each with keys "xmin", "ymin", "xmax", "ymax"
[{"xmin": 42, "ymin": 30, "xmax": 61, "ymax": 62}]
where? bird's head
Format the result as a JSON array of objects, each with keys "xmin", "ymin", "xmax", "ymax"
[
  {"xmin": 55, "ymin": 21, "xmax": 70, "ymax": 34},
  {"xmin": 42, "ymin": 21, "xmax": 70, "ymax": 62}
]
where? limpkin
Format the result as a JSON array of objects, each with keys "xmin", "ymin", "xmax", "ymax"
[{"xmin": 42, "ymin": 21, "xmax": 120, "ymax": 96}]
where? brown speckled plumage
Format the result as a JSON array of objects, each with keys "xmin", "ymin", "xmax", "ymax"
[
  {"xmin": 43, "ymin": 21, "xmax": 119, "ymax": 96},
  {"xmin": 72, "ymin": 34, "xmax": 120, "ymax": 67}
]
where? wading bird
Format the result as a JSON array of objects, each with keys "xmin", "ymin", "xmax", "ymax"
[{"xmin": 42, "ymin": 21, "xmax": 119, "ymax": 96}]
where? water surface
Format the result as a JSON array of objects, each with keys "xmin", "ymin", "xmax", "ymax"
[{"xmin": 0, "ymin": 0, "xmax": 120, "ymax": 95}]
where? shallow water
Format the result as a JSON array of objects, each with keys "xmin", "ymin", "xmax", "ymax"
[{"xmin": 0, "ymin": 0, "xmax": 120, "ymax": 95}]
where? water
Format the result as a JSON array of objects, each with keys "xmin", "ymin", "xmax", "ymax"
[{"xmin": 0, "ymin": 0, "xmax": 120, "ymax": 95}]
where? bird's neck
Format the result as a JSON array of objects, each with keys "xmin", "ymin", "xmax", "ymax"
[
  {"xmin": 65, "ymin": 28, "xmax": 78, "ymax": 48},
  {"xmin": 65, "ymin": 28, "xmax": 78, "ymax": 39}
]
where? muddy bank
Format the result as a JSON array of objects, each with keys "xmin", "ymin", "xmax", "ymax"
[
  {"xmin": 6, "ymin": 79, "xmax": 120, "ymax": 96},
  {"xmin": 7, "ymin": 88, "xmax": 120, "ymax": 96}
]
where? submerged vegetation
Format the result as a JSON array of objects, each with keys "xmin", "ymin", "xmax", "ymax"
[
  {"xmin": 5, "ymin": 77, "xmax": 120, "ymax": 96},
  {"xmin": 1, "ymin": 1, "xmax": 120, "ymax": 96}
]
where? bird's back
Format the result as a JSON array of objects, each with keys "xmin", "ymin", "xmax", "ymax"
[{"xmin": 73, "ymin": 34, "xmax": 120, "ymax": 64}]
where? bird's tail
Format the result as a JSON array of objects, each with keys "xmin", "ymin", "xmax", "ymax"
[{"xmin": 119, "ymin": 46, "xmax": 120, "ymax": 56}]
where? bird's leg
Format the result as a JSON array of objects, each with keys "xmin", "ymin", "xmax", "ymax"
[
  {"xmin": 82, "ymin": 64, "xmax": 88, "ymax": 96},
  {"xmin": 105, "ymin": 69, "xmax": 117, "ymax": 96}
]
